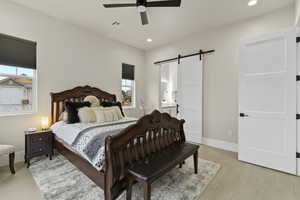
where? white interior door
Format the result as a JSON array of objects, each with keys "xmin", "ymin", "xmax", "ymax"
[
  {"xmin": 297, "ymin": 29, "xmax": 300, "ymax": 176},
  {"xmin": 239, "ymin": 29, "xmax": 297, "ymax": 174},
  {"xmin": 177, "ymin": 56, "xmax": 203, "ymax": 144}
]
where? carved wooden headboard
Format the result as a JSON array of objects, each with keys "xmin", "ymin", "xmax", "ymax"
[{"xmin": 50, "ymin": 85, "xmax": 116, "ymax": 124}]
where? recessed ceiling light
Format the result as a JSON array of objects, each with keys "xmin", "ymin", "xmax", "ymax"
[
  {"xmin": 248, "ymin": 0, "xmax": 258, "ymax": 7},
  {"xmin": 147, "ymin": 38, "xmax": 152, "ymax": 42}
]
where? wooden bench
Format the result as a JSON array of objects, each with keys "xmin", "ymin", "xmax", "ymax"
[
  {"xmin": 105, "ymin": 110, "xmax": 199, "ymax": 200},
  {"xmin": 126, "ymin": 143, "xmax": 199, "ymax": 200}
]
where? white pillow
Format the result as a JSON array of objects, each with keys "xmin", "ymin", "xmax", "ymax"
[
  {"xmin": 78, "ymin": 107, "xmax": 96, "ymax": 123},
  {"xmin": 84, "ymin": 95, "xmax": 100, "ymax": 107},
  {"xmin": 59, "ymin": 111, "xmax": 68, "ymax": 122}
]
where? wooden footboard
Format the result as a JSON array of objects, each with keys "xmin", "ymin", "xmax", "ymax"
[
  {"xmin": 50, "ymin": 86, "xmax": 185, "ymax": 200},
  {"xmin": 104, "ymin": 110, "xmax": 185, "ymax": 200}
]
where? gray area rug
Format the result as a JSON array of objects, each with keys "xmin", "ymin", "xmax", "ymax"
[{"xmin": 30, "ymin": 155, "xmax": 220, "ymax": 200}]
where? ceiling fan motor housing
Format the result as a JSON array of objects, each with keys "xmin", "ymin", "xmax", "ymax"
[
  {"xmin": 138, "ymin": 5, "xmax": 146, "ymax": 13},
  {"xmin": 137, "ymin": 0, "xmax": 147, "ymax": 7}
]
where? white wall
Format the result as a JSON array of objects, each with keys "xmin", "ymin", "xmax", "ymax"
[
  {"xmin": 0, "ymin": 0, "xmax": 145, "ymax": 165},
  {"xmin": 144, "ymin": 6, "xmax": 294, "ymax": 144},
  {"xmin": 0, "ymin": 1, "xmax": 295, "ymax": 166},
  {"xmin": 296, "ymin": 0, "xmax": 300, "ymax": 26}
]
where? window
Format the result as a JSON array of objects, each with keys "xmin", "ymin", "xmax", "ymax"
[
  {"xmin": 121, "ymin": 63, "xmax": 135, "ymax": 107},
  {"xmin": 160, "ymin": 61, "xmax": 178, "ymax": 107},
  {"xmin": 0, "ymin": 34, "xmax": 37, "ymax": 115}
]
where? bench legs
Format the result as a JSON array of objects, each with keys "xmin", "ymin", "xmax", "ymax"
[
  {"xmin": 144, "ymin": 183, "xmax": 151, "ymax": 200},
  {"xmin": 127, "ymin": 151, "xmax": 198, "ymax": 200},
  {"xmin": 9, "ymin": 152, "xmax": 15, "ymax": 174},
  {"xmin": 193, "ymin": 150, "xmax": 198, "ymax": 174},
  {"xmin": 127, "ymin": 181, "xmax": 151, "ymax": 200},
  {"xmin": 179, "ymin": 160, "xmax": 186, "ymax": 168},
  {"xmin": 126, "ymin": 179, "xmax": 134, "ymax": 200}
]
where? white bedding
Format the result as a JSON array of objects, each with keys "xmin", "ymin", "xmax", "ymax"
[
  {"xmin": 51, "ymin": 117, "xmax": 137, "ymax": 171},
  {"xmin": 51, "ymin": 117, "xmax": 137, "ymax": 145}
]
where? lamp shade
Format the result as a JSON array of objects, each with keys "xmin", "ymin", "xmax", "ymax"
[{"xmin": 41, "ymin": 116, "xmax": 49, "ymax": 130}]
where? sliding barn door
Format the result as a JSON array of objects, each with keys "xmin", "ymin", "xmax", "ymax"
[
  {"xmin": 239, "ymin": 29, "xmax": 297, "ymax": 174},
  {"xmin": 177, "ymin": 56, "xmax": 203, "ymax": 144}
]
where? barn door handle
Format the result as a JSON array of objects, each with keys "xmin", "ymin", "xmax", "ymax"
[
  {"xmin": 176, "ymin": 104, "xmax": 180, "ymax": 114},
  {"xmin": 240, "ymin": 113, "xmax": 249, "ymax": 117}
]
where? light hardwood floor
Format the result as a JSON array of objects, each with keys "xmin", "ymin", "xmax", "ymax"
[{"xmin": 0, "ymin": 145, "xmax": 300, "ymax": 200}]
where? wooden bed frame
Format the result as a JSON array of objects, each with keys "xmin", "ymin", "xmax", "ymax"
[{"xmin": 50, "ymin": 85, "xmax": 186, "ymax": 200}]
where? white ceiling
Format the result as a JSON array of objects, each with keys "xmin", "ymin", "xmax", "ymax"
[{"xmin": 8, "ymin": 0, "xmax": 294, "ymax": 50}]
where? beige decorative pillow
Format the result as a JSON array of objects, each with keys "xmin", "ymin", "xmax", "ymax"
[
  {"xmin": 93, "ymin": 106, "xmax": 123, "ymax": 123},
  {"xmin": 78, "ymin": 107, "xmax": 96, "ymax": 123},
  {"xmin": 102, "ymin": 106, "xmax": 123, "ymax": 122},
  {"xmin": 84, "ymin": 95, "xmax": 100, "ymax": 107},
  {"xmin": 93, "ymin": 107, "xmax": 106, "ymax": 123},
  {"xmin": 112, "ymin": 106, "xmax": 123, "ymax": 120}
]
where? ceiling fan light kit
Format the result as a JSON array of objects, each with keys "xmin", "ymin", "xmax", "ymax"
[{"xmin": 103, "ymin": 0, "xmax": 182, "ymax": 25}]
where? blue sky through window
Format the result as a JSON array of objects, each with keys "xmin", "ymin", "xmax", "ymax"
[
  {"xmin": 0, "ymin": 65, "xmax": 16, "ymax": 75},
  {"xmin": 0, "ymin": 65, "xmax": 34, "ymax": 77}
]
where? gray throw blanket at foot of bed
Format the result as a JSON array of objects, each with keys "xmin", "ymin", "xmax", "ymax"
[{"xmin": 71, "ymin": 120, "xmax": 136, "ymax": 171}]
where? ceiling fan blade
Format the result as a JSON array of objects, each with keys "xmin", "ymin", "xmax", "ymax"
[
  {"xmin": 103, "ymin": 3, "xmax": 136, "ymax": 8},
  {"xmin": 146, "ymin": 0, "xmax": 181, "ymax": 7},
  {"xmin": 140, "ymin": 11, "xmax": 149, "ymax": 25}
]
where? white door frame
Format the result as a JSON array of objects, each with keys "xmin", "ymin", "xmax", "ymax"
[{"xmin": 296, "ymin": 28, "xmax": 300, "ymax": 176}]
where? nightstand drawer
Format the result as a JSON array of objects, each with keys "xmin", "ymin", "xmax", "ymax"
[
  {"xmin": 30, "ymin": 134, "xmax": 51, "ymax": 144},
  {"xmin": 30, "ymin": 144, "xmax": 48, "ymax": 155}
]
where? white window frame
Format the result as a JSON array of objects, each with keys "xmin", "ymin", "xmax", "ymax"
[
  {"xmin": 0, "ymin": 67, "xmax": 37, "ymax": 117},
  {"xmin": 121, "ymin": 78, "xmax": 136, "ymax": 109}
]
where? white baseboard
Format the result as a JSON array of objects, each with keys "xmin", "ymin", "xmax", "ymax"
[
  {"xmin": 297, "ymin": 159, "xmax": 300, "ymax": 176},
  {"xmin": 202, "ymin": 137, "xmax": 238, "ymax": 152},
  {"xmin": 0, "ymin": 150, "xmax": 24, "ymax": 167}
]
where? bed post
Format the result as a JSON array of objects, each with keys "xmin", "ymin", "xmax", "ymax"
[{"xmin": 105, "ymin": 136, "xmax": 114, "ymax": 200}]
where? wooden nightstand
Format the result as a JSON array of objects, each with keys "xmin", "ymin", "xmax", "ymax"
[{"xmin": 24, "ymin": 129, "xmax": 53, "ymax": 168}]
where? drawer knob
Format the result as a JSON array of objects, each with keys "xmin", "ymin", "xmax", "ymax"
[
  {"xmin": 39, "ymin": 138, "xmax": 42, "ymax": 141},
  {"xmin": 40, "ymin": 148, "xmax": 42, "ymax": 151}
]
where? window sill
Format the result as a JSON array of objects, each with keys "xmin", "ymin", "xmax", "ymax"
[
  {"xmin": 123, "ymin": 106, "xmax": 136, "ymax": 110},
  {"xmin": 0, "ymin": 112, "xmax": 36, "ymax": 118},
  {"xmin": 161, "ymin": 103, "xmax": 176, "ymax": 108}
]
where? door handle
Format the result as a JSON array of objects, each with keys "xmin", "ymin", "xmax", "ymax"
[{"xmin": 240, "ymin": 113, "xmax": 249, "ymax": 117}]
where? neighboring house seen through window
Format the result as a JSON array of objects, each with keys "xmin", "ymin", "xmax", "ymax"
[
  {"xmin": 0, "ymin": 34, "xmax": 37, "ymax": 115},
  {"xmin": 121, "ymin": 63, "xmax": 135, "ymax": 107}
]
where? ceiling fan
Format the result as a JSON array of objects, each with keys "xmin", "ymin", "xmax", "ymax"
[{"xmin": 103, "ymin": 0, "xmax": 182, "ymax": 25}]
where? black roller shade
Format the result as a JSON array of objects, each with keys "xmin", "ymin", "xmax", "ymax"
[
  {"xmin": 0, "ymin": 34, "xmax": 36, "ymax": 69},
  {"xmin": 122, "ymin": 63, "xmax": 135, "ymax": 80}
]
